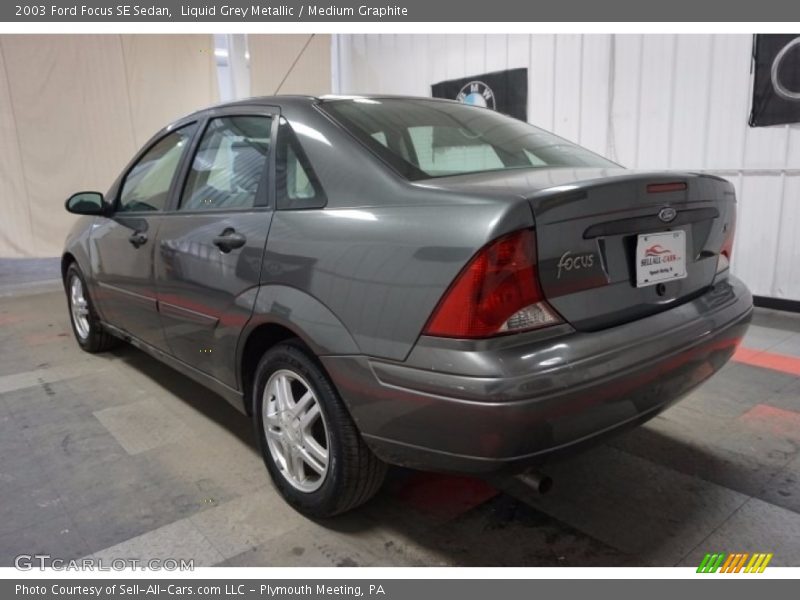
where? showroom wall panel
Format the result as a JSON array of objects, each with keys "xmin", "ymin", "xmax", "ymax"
[
  {"xmin": 0, "ymin": 36, "xmax": 136, "ymax": 258},
  {"xmin": 0, "ymin": 45, "xmax": 31, "ymax": 257},
  {"xmin": 335, "ymin": 34, "xmax": 800, "ymax": 301},
  {"xmin": 120, "ymin": 35, "xmax": 219, "ymax": 147},
  {"xmin": 0, "ymin": 35, "xmax": 218, "ymax": 258},
  {"xmin": 249, "ymin": 34, "xmax": 331, "ymax": 97}
]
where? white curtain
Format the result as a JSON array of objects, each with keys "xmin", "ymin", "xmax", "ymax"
[
  {"xmin": 248, "ymin": 34, "xmax": 331, "ymax": 97},
  {"xmin": 0, "ymin": 34, "xmax": 219, "ymax": 257}
]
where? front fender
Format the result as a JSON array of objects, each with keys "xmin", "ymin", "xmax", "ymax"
[{"xmin": 62, "ymin": 216, "xmax": 96, "ymax": 290}]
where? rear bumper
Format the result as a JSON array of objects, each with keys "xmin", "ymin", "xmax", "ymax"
[{"xmin": 322, "ymin": 275, "xmax": 753, "ymax": 474}]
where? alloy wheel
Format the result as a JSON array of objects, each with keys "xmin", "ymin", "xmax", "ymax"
[
  {"xmin": 69, "ymin": 275, "xmax": 91, "ymax": 340},
  {"xmin": 262, "ymin": 369, "xmax": 330, "ymax": 493}
]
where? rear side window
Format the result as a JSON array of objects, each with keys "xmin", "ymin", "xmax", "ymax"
[
  {"xmin": 276, "ymin": 117, "xmax": 327, "ymax": 210},
  {"xmin": 118, "ymin": 124, "xmax": 196, "ymax": 212},
  {"xmin": 180, "ymin": 115, "xmax": 272, "ymax": 211}
]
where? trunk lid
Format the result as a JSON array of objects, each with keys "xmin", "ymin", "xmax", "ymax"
[
  {"xmin": 528, "ymin": 170, "xmax": 735, "ymax": 331},
  {"xmin": 424, "ymin": 168, "xmax": 736, "ymax": 331}
]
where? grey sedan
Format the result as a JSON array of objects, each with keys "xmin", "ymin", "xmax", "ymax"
[{"xmin": 62, "ymin": 96, "xmax": 752, "ymax": 516}]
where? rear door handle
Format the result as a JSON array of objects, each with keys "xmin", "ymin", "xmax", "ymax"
[
  {"xmin": 212, "ymin": 230, "xmax": 246, "ymax": 253},
  {"xmin": 129, "ymin": 231, "xmax": 148, "ymax": 248}
]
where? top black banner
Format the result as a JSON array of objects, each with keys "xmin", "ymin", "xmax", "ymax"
[{"xmin": 2, "ymin": 0, "xmax": 798, "ymax": 21}]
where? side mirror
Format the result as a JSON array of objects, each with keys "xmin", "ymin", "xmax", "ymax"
[{"xmin": 65, "ymin": 191, "xmax": 108, "ymax": 216}]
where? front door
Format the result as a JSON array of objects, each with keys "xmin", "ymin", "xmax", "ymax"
[
  {"xmin": 153, "ymin": 110, "xmax": 276, "ymax": 387},
  {"xmin": 91, "ymin": 123, "xmax": 198, "ymax": 349}
]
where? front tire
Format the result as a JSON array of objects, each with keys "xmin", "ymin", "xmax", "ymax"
[
  {"xmin": 65, "ymin": 263, "xmax": 119, "ymax": 353},
  {"xmin": 253, "ymin": 341, "xmax": 386, "ymax": 517}
]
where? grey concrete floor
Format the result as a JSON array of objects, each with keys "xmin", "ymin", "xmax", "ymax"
[{"xmin": 1, "ymin": 261, "xmax": 800, "ymax": 567}]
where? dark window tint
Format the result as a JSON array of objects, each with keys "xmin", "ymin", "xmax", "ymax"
[
  {"xmin": 180, "ymin": 116, "xmax": 272, "ymax": 211},
  {"xmin": 118, "ymin": 125, "xmax": 196, "ymax": 212},
  {"xmin": 276, "ymin": 118, "xmax": 326, "ymax": 210},
  {"xmin": 321, "ymin": 98, "xmax": 618, "ymax": 180}
]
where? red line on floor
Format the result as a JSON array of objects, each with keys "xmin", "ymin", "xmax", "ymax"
[
  {"xmin": 393, "ymin": 472, "xmax": 498, "ymax": 520},
  {"xmin": 739, "ymin": 404, "xmax": 800, "ymax": 441},
  {"xmin": 733, "ymin": 347, "xmax": 800, "ymax": 377}
]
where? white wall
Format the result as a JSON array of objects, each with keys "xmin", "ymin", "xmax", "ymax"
[{"xmin": 334, "ymin": 34, "xmax": 800, "ymax": 301}]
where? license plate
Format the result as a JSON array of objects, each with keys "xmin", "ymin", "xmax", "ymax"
[{"xmin": 635, "ymin": 230, "xmax": 687, "ymax": 287}]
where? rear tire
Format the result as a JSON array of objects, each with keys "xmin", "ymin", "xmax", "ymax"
[
  {"xmin": 65, "ymin": 263, "xmax": 120, "ymax": 353},
  {"xmin": 253, "ymin": 340, "xmax": 386, "ymax": 517}
]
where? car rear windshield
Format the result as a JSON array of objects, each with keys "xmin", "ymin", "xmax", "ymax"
[{"xmin": 321, "ymin": 98, "xmax": 617, "ymax": 180}]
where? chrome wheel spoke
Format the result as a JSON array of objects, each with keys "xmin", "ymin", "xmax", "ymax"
[
  {"xmin": 300, "ymin": 436, "xmax": 328, "ymax": 474},
  {"xmin": 279, "ymin": 439, "xmax": 293, "ymax": 470},
  {"xmin": 292, "ymin": 390, "xmax": 314, "ymax": 417},
  {"xmin": 299, "ymin": 402, "xmax": 320, "ymax": 428},
  {"xmin": 289, "ymin": 447, "xmax": 305, "ymax": 481},
  {"xmin": 276, "ymin": 374, "xmax": 292, "ymax": 413}
]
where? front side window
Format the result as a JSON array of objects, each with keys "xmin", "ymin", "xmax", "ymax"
[
  {"xmin": 118, "ymin": 124, "xmax": 196, "ymax": 212},
  {"xmin": 321, "ymin": 98, "xmax": 618, "ymax": 180},
  {"xmin": 180, "ymin": 115, "xmax": 272, "ymax": 211}
]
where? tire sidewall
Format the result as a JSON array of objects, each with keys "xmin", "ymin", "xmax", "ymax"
[{"xmin": 253, "ymin": 343, "xmax": 346, "ymax": 517}]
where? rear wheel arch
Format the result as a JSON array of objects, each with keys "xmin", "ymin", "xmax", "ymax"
[
  {"xmin": 237, "ymin": 285, "xmax": 361, "ymax": 414},
  {"xmin": 239, "ymin": 322, "xmax": 304, "ymax": 415}
]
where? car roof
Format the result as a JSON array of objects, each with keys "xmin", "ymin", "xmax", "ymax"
[
  {"xmin": 178, "ymin": 94, "xmax": 459, "ymax": 120},
  {"xmin": 162, "ymin": 94, "xmax": 470, "ymax": 139}
]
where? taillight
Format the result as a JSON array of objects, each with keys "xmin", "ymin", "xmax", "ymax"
[
  {"xmin": 717, "ymin": 207, "xmax": 737, "ymax": 274},
  {"xmin": 423, "ymin": 229, "xmax": 561, "ymax": 338}
]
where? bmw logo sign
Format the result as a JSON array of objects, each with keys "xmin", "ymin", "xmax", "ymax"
[{"xmin": 457, "ymin": 81, "xmax": 496, "ymax": 110}]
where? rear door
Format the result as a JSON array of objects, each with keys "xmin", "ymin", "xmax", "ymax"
[
  {"xmin": 91, "ymin": 123, "xmax": 198, "ymax": 348},
  {"xmin": 153, "ymin": 107, "xmax": 277, "ymax": 387}
]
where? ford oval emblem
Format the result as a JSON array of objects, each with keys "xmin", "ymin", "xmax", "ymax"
[{"xmin": 658, "ymin": 207, "xmax": 677, "ymax": 223}]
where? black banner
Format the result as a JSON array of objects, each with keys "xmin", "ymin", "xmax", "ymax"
[
  {"xmin": 750, "ymin": 34, "xmax": 800, "ymax": 127},
  {"xmin": 4, "ymin": 579, "xmax": 798, "ymax": 600},
  {"xmin": 3, "ymin": 1, "xmax": 800, "ymax": 22},
  {"xmin": 431, "ymin": 68, "xmax": 528, "ymax": 121}
]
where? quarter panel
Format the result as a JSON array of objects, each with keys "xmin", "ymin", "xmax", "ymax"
[{"xmin": 262, "ymin": 200, "xmax": 534, "ymax": 360}]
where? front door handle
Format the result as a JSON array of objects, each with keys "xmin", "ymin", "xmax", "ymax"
[
  {"xmin": 212, "ymin": 229, "xmax": 246, "ymax": 253},
  {"xmin": 129, "ymin": 231, "xmax": 148, "ymax": 248}
]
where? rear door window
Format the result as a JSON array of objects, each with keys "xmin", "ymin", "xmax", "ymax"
[{"xmin": 179, "ymin": 115, "xmax": 272, "ymax": 211}]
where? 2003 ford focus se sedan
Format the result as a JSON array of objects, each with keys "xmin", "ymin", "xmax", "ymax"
[{"xmin": 62, "ymin": 95, "xmax": 753, "ymax": 516}]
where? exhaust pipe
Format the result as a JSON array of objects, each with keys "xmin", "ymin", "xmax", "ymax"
[{"xmin": 515, "ymin": 470, "xmax": 553, "ymax": 495}]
